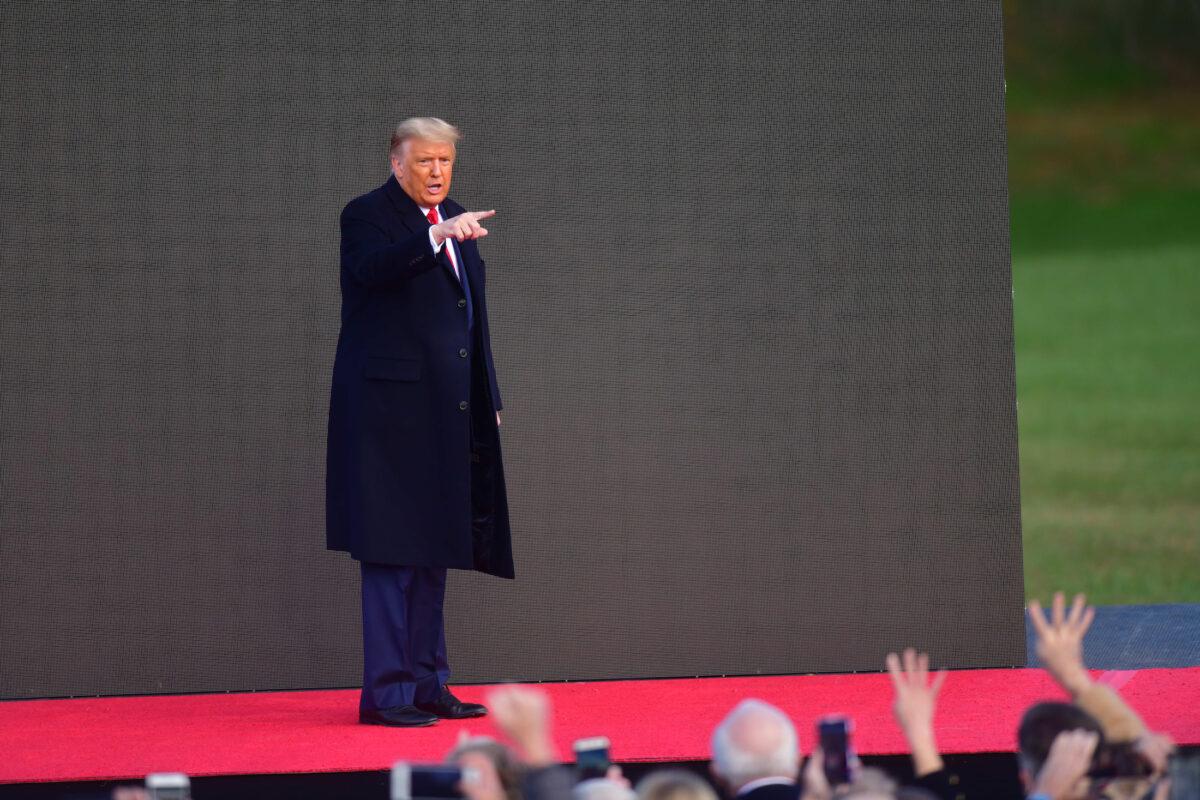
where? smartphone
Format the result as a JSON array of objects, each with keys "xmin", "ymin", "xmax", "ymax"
[
  {"xmin": 145, "ymin": 773, "xmax": 191, "ymax": 800},
  {"xmin": 817, "ymin": 715, "xmax": 854, "ymax": 786},
  {"xmin": 391, "ymin": 763, "xmax": 478, "ymax": 800},
  {"xmin": 573, "ymin": 736, "xmax": 612, "ymax": 781},
  {"xmin": 1087, "ymin": 741, "xmax": 1154, "ymax": 779}
]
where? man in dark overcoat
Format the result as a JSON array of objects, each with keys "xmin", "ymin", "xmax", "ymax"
[{"xmin": 326, "ymin": 117, "xmax": 513, "ymax": 727}]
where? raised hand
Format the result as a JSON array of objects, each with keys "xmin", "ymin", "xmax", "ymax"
[
  {"xmin": 886, "ymin": 649, "xmax": 947, "ymax": 776},
  {"xmin": 487, "ymin": 685, "xmax": 557, "ymax": 766},
  {"xmin": 433, "ymin": 209, "xmax": 496, "ymax": 243},
  {"xmin": 799, "ymin": 745, "xmax": 832, "ymax": 800},
  {"xmin": 1028, "ymin": 592, "xmax": 1095, "ymax": 695},
  {"xmin": 1031, "ymin": 729, "xmax": 1098, "ymax": 800},
  {"xmin": 1135, "ymin": 731, "xmax": 1177, "ymax": 775}
]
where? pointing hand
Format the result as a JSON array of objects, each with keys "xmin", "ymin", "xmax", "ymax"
[{"xmin": 433, "ymin": 209, "xmax": 496, "ymax": 243}]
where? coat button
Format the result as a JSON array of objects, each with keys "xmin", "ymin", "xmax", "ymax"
[
  {"xmin": 459, "ymin": 348, "xmax": 468, "ymax": 358},
  {"xmin": 459, "ymin": 401, "xmax": 468, "ymax": 411},
  {"xmin": 458, "ymin": 298, "xmax": 467, "ymax": 308}
]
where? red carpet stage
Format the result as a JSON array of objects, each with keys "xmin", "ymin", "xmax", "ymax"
[{"xmin": 2, "ymin": 668, "xmax": 1197, "ymax": 785}]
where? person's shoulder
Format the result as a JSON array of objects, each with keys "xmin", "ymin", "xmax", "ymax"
[
  {"xmin": 737, "ymin": 783, "xmax": 801, "ymax": 800},
  {"xmin": 442, "ymin": 196, "xmax": 466, "ymax": 217},
  {"xmin": 342, "ymin": 181, "xmax": 391, "ymax": 219}
]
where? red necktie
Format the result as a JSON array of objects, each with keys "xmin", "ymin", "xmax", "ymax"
[{"xmin": 426, "ymin": 207, "xmax": 459, "ymax": 279}]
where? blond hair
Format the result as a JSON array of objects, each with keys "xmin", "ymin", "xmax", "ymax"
[
  {"xmin": 636, "ymin": 770, "xmax": 719, "ymax": 800},
  {"xmin": 389, "ymin": 117, "xmax": 462, "ymax": 156}
]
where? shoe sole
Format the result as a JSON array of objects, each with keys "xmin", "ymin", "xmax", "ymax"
[{"xmin": 359, "ymin": 716, "xmax": 439, "ymax": 727}]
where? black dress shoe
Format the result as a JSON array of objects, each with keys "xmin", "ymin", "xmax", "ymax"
[
  {"xmin": 359, "ymin": 705, "xmax": 439, "ymax": 727},
  {"xmin": 415, "ymin": 689, "xmax": 488, "ymax": 719}
]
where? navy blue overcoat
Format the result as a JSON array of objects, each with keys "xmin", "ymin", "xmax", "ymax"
[{"xmin": 325, "ymin": 175, "xmax": 513, "ymax": 579}]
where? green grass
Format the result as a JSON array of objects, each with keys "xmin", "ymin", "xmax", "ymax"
[
  {"xmin": 1011, "ymin": 190, "xmax": 1200, "ymax": 255},
  {"xmin": 1000, "ymin": 0, "xmax": 1200, "ymax": 604},
  {"xmin": 1012, "ymin": 192, "xmax": 1200, "ymax": 603}
]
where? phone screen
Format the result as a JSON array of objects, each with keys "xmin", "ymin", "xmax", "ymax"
[
  {"xmin": 392, "ymin": 763, "xmax": 467, "ymax": 800},
  {"xmin": 818, "ymin": 716, "xmax": 853, "ymax": 786},
  {"xmin": 145, "ymin": 773, "xmax": 190, "ymax": 800},
  {"xmin": 573, "ymin": 736, "xmax": 612, "ymax": 781}
]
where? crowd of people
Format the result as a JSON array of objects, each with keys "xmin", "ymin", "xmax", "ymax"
[
  {"xmin": 112, "ymin": 592, "xmax": 1186, "ymax": 800},
  {"xmin": 447, "ymin": 593, "xmax": 1183, "ymax": 800}
]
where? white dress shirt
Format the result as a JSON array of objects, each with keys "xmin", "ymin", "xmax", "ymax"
[{"xmin": 421, "ymin": 205, "xmax": 460, "ymax": 281}]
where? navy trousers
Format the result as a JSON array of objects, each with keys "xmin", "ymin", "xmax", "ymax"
[{"xmin": 359, "ymin": 562, "xmax": 450, "ymax": 711}]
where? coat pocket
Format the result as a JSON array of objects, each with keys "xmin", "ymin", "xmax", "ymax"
[{"xmin": 363, "ymin": 356, "xmax": 421, "ymax": 382}]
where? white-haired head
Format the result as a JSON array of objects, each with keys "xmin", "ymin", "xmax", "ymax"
[
  {"xmin": 389, "ymin": 117, "xmax": 462, "ymax": 157},
  {"xmin": 573, "ymin": 778, "xmax": 637, "ymax": 800},
  {"xmin": 710, "ymin": 699, "xmax": 800, "ymax": 792}
]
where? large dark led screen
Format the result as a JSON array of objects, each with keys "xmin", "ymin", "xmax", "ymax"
[{"xmin": 0, "ymin": 1, "xmax": 1023, "ymax": 698}]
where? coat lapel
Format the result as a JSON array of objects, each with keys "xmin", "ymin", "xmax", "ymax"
[{"xmin": 382, "ymin": 174, "xmax": 430, "ymax": 236}]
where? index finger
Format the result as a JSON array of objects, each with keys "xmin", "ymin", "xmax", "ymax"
[{"xmin": 470, "ymin": 209, "xmax": 497, "ymax": 220}]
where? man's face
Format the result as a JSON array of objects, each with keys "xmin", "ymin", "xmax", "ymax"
[{"xmin": 391, "ymin": 138, "xmax": 454, "ymax": 208}]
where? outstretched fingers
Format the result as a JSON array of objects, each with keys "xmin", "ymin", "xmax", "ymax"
[
  {"xmin": 887, "ymin": 649, "xmax": 943, "ymax": 692},
  {"xmin": 1065, "ymin": 594, "xmax": 1095, "ymax": 636},
  {"xmin": 1051, "ymin": 591, "xmax": 1067, "ymax": 627},
  {"xmin": 886, "ymin": 652, "xmax": 904, "ymax": 688},
  {"xmin": 1027, "ymin": 598, "xmax": 1050, "ymax": 636},
  {"xmin": 901, "ymin": 648, "xmax": 927, "ymax": 684},
  {"xmin": 1066, "ymin": 594, "xmax": 1084, "ymax": 626},
  {"xmin": 1079, "ymin": 604, "xmax": 1095, "ymax": 635},
  {"xmin": 1029, "ymin": 592, "xmax": 1094, "ymax": 637}
]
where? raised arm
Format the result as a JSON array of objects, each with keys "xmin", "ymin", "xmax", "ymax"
[
  {"xmin": 887, "ymin": 649, "xmax": 947, "ymax": 777},
  {"xmin": 1028, "ymin": 592, "xmax": 1149, "ymax": 742}
]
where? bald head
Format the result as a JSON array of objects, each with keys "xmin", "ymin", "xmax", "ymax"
[{"xmin": 710, "ymin": 700, "xmax": 800, "ymax": 792}]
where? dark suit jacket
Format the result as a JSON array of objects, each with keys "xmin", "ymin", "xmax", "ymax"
[
  {"xmin": 735, "ymin": 782, "xmax": 801, "ymax": 800},
  {"xmin": 325, "ymin": 175, "xmax": 513, "ymax": 578}
]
